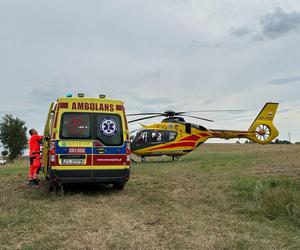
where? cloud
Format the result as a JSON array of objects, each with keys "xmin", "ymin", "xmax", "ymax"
[
  {"xmin": 0, "ymin": 1, "xmax": 300, "ymax": 142},
  {"xmin": 132, "ymin": 97, "xmax": 175, "ymax": 111},
  {"xmin": 230, "ymin": 8, "xmax": 300, "ymax": 40},
  {"xmin": 268, "ymin": 76, "xmax": 300, "ymax": 85},
  {"xmin": 260, "ymin": 8, "xmax": 300, "ymax": 39},
  {"xmin": 29, "ymin": 81, "xmax": 72, "ymax": 105},
  {"xmin": 0, "ymin": 110, "xmax": 10, "ymax": 115},
  {"xmin": 230, "ymin": 26, "xmax": 254, "ymax": 37}
]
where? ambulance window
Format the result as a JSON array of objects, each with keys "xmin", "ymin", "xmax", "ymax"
[
  {"xmin": 94, "ymin": 114, "xmax": 123, "ymax": 146},
  {"xmin": 60, "ymin": 113, "xmax": 91, "ymax": 139}
]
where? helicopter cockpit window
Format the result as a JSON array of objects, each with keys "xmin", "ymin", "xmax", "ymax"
[
  {"xmin": 132, "ymin": 131, "xmax": 148, "ymax": 144},
  {"xmin": 131, "ymin": 130, "xmax": 178, "ymax": 144},
  {"xmin": 150, "ymin": 131, "xmax": 162, "ymax": 143},
  {"xmin": 168, "ymin": 131, "xmax": 177, "ymax": 141},
  {"xmin": 130, "ymin": 129, "xmax": 178, "ymax": 150}
]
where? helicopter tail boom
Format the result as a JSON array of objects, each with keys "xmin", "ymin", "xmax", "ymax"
[{"xmin": 210, "ymin": 103, "xmax": 279, "ymax": 144}]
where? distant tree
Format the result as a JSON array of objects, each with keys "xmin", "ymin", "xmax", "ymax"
[
  {"xmin": 272, "ymin": 138, "xmax": 292, "ymax": 145},
  {"xmin": 0, "ymin": 114, "xmax": 27, "ymax": 161},
  {"xmin": 295, "ymin": 141, "xmax": 300, "ymax": 145},
  {"xmin": 1, "ymin": 150, "xmax": 8, "ymax": 158}
]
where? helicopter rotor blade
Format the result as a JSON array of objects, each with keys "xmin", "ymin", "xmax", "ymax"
[
  {"xmin": 176, "ymin": 110, "xmax": 245, "ymax": 114},
  {"xmin": 181, "ymin": 114, "xmax": 214, "ymax": 122},
  {"xmin": 127, "ymin": 110, "xmax": 245, "ymax": 118},
  {"xmin": 128, "ymin": 114, "xmax": 163, "ymax": 123},
  {"xmin": 127, "ymin": 112, "xmax": 164, "ymax": 116}
]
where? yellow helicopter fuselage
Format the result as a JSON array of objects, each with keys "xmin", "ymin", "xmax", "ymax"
[{"xmin": 131, "ymin": 103, "xmax": 279, "ymax": 158}]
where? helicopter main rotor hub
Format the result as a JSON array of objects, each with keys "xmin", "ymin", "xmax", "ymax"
[{"xmin": 164, "ymin": 110, "xmax": 176, "ymax": 117}]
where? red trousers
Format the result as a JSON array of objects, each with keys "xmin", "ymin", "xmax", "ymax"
[{"xmin": 29, "ymin": 155, "xmax": 41, "ymax": 180}]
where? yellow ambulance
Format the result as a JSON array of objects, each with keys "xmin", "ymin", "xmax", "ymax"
[{"xmin": 42, "ymin": 93, "xmax": 131, "ymax": 190}]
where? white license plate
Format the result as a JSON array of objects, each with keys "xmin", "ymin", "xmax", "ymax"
[{"xmin": 61, "ymin": 159, "xmax": 84, "ymax": 165}]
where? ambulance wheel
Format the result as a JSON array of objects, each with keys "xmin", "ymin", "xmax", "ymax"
[{"xmin": 113, "ymin": 182, "xmax": 125, "ymax": 190}]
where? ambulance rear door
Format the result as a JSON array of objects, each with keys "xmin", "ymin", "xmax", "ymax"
[
  {"xmin": 58, "ymin": 112, "xmax": 93, "ymax": 179},
  {"xmin": 92, "ymin": 113, "xmax": 127, "ymax": 178}
]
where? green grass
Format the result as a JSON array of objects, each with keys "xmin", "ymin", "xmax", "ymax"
[
  {"xmin": 231, "ymin": 176, "xmax": 300, "ymax": 224},
  {"xmin": 1, "ymin": 144, "xmax": 300, "ymax": 249}
]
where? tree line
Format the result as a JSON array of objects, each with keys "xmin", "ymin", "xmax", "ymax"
[{"xmin": 244, "ymin": 139, "xmax": 300, "ymax": 144}]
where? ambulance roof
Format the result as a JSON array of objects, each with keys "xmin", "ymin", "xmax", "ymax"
[{"xmin": 57, "ymin": 97, "xmax": 124, "ymax": 104}]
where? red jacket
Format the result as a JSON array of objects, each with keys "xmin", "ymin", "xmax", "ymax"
[{"xmin": 29, "ymin": 134, "xmax": 43, "ymax": 157}]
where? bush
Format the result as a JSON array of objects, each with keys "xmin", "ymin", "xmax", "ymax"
[
  {"xmin": 231, "ymin": 177, "xmax": 300, "ymax": 224},
  {"xmin": 262, "ymin": 187, "xmax": 296, "ymax": 220}
]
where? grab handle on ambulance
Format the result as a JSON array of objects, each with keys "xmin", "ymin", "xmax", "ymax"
[{"xmin": 96, "ymin": 148, "xmax": 105, "ymax": 154}]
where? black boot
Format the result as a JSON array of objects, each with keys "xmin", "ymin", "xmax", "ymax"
[{"xmin": 32, "ymin": 179, "xmax": 40, "ymax": 186}]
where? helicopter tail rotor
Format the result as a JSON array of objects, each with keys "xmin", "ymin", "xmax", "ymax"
[{"xmin": 246, "ymin": 103, "xmax": 279, "ymax": 144}]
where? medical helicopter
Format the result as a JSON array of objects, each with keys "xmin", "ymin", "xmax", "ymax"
[{"xmin": 128, "ymin": 103, "xmax": 279, "ymax": 161}]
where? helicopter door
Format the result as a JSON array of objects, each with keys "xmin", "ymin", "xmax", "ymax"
[{"xmin": 185, "ymin": 123, "xmax": 192, "ymax": 134}]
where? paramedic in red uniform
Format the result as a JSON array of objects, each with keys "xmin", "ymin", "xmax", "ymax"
[{"xmin": 28, "ymin": 129, "xmax": 43, "ymax": 186}]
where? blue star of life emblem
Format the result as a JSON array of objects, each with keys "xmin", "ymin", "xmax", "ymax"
[{"xmin": 100, "ymin": 118, "xmax": 118, "ymax": 136}]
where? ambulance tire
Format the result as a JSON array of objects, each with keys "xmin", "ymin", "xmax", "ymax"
[{"xmin": 113, "ymin": 182, "xmax": 125, "ymax": 190}]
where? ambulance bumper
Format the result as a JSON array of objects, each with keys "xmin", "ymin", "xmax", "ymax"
[{"xmin": 50, "ymin": 168, "xmax": 130, "ymax": 184}]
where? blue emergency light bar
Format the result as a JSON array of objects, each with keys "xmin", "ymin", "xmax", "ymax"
[{"xmin": 66, "ymin": 93, "xmax": 72, "ymax": 97}]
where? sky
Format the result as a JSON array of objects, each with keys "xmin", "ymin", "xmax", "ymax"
[{"xmin": 0, "ymin": 0, "xmax": 300, "ymax": 146}]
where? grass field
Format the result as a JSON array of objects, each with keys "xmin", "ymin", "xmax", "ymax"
[{"xmin": 1, "ymin": 144, "xmax": 300, "ymax": 250}]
